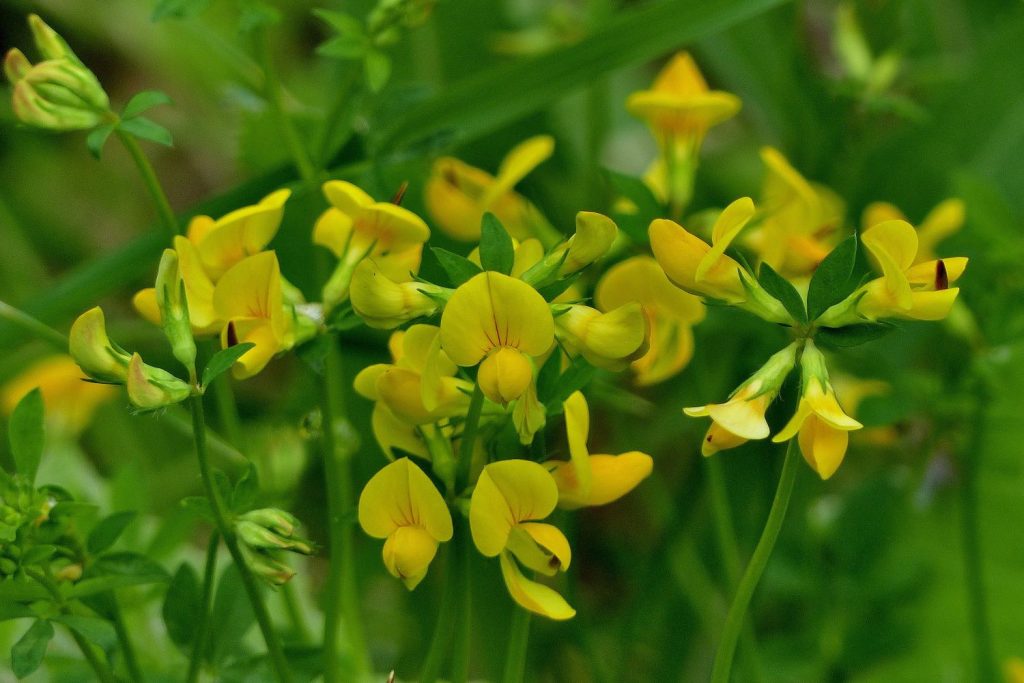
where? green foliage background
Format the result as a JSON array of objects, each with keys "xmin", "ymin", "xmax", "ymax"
[{"xmin": 1, "ymin": 0, "xmax": 1023, "ymax": 680}]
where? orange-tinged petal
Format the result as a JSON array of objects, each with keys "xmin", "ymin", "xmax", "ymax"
[{"xmin": 196, "ymin": 189, "xmax": 290, "ymax": 279}]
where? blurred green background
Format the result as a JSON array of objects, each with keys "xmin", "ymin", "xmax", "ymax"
[{"xmin": 1, "ymin": 0, "xmax": 1023, "ymax": 680}]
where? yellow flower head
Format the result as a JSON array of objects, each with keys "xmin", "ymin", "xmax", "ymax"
[
  {"xmin": 862, "ymin": 198, "xmax": 965, "ymax": 264},
  {"xmin": 746, "ymin": 147, "xmax": 844, "ymax": 277},
  {"xmin": 358, "ymin": 458, "xmax": 453, "ymax": 590},
  {"xmin": 1, "ymin": 355, "xmax": 115, "ymax": 434},
  {"xmin": 626, "ymin": 52, "xmax": 741, "ymax": 142},
  {"xmin": 547, "ymin": 392, "xmax": 653, "ymax": 509},
  {"xmin": 773, "ymin": 341, "xmax": 862, "ymax": 480},
  {"xmin": 213, "ymin": 251, "xmax": 295, "ymax": 379},
  {"xmin": 685, "ymin": 342, "xmax": 799, "ymax": 456},
  {"xmin": 469, "ymin": 459, "xmax": 575, "ymax": 620},
  {"xmin": 554, "ymin": 303, "xmax": 649, "ymax": 371},
  {"xmin": 425, "ymin": 136, "xmax": 555, "ymax": 242},
  {"xmin": 315, "ymin": 181, "xmax": 430, "ymax": 305},
  {"xmin": 440, "ymin": 271, "xmax": 554, "ymax": 405},
  {"xmin": 349, "ymin": 259, "xmax": 441, "ymax": 329},
  {"xmin": 596, "ymin": 256, "xmax": 705, "ymax": 385},
  {"xmin": 69, "ymin": 307, "xmax": 131, "ymax": 383},
  {"xmin": 855, "ymin": 219, "xmax": 967, "ymax": 321}
]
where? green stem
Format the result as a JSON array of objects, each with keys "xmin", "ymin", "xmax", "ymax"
[
  {"xmin": 707, "ymin": 457, "xmax": 764, "ymax": 682},
  {"xmin": 321, "ymin": 337, "xmax": 369, "ymax": 681},
  {"xmin": 255, "ymin": 28, "xmax": 318, "ymax": 183},
  {"xmin": 419, "ymin": 542, "xmax": 457, "ymax": 683},
  {"xmin": 457, "ymin": 383, "xmax": 486, "ymax": 490},
  {"xmin": 115, "ymin": 129, "xmax": 180, "ymax": 239},
  {"xmin": 961, "ymin": 379, "xmax": 997, "ymax": 682},
  {"xmin": 189, "ymin": 395, "xmax": 293, "ymax": 683},
  {"xmin": 27, "ymin": 570, "xmax": 118, "ymax": 683},
  {"xmin": 187, "ymin": 531, "xmax": 220, "ymax": 683},
  {"xmin": 110, "ymin": 592, "xmax": 144, "ymax": 682},
  {"xmin": 280, "ymin": 581, "xmax": 312, "ymax": 644},
  {"xmin": 711, "ymin": 439, "xmax": 801, "ymax": 683},
  {"xmin": 211, "ymin": 370, "xmax": 244, "ymax": 448},
  {"xmin": 0, "ymin": 300, "xmax": 68, "ymax": 350},
  {"xmin": 451, "ymin": 522, "xmax": 473, "ymax": 683},
  {"xmin": 501, "ymin": 606, "xmax": 532, "ymax": 683}
]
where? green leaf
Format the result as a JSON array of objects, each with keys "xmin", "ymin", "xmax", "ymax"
[
  {"xmin": 545, "ymin": 358, "xmax": 597, "ymax": 414},
  {"xmin": 122, "ymin": 90, "xmax": 172, "ymax": 119},
  {"xmin": 807, "ymin": 234, "xmax": 858, "ymax": 320},
  {"xmin": 86, "ymin": 124, "xmax": 115, "ymax": 160},
  {"xmin": 9, "ymin": 389, "xmax": 44, "ymax": 484},
  {"xmin": 91, "ymin": 552, "xmax": 169, "ymax": 581},
  {"xmin": 535, "ymin": 350, "xmax": 563, "ymax": 403},
  {"xmin": 313, "ymin": 8, "xmax": 364, "ymax": 36},
  {"xmin": 364, "ymin": 49, "xmax": 392, "ymax": 92},
  {"xmin": 202, "ymin": 343, "xmax": 255, "ymax": 388},
  {"xmin": 20, "ymin": 545, "xmax": 57, "ymax": 566},
  {"xmin": 87, "ymin": 511, "xmax": 137, "ymax": 555},
  {"xmin": 211, "ymin": 469, "xmax": 232, "ymax": 505},
  {"xmin": 431, "ymin": 248, "xmax": 482, "ymax": 287},
  {"xmin": 67, "ymin": 573, "xmax": 167, "ymax": 598},
  {"xmin": 758, "ymin": 263, "xmax": 806, "ymax": 323},
  {"xmin": 0, "ymin": 580, "xmax": 49, "ymax": 602},
  {"xmin": 231, "ymin": 463, "xmax": 259, "ymax": 512},
  {"xmin": 163, "ymin": 562, "xmax": 202, "ymax": 649},
  {"xmin": 816, "ymin": 323, "xmax": 896, "ymax": 348},
  {"xmin": 479, "ymin": 213, "xmax": 515, "ymax": 275},
  {"xmin": 0, "ymin": 603, "xmax": 35, "ymax": 622},
  {"xmin": 180, "ymin": 496, "xmax": 214, "ymax": 522},
  {"xmin": 537, "ymin": 273, "xmax": 582, "ymax": 302},
  {"xmin": 152, "ymin": 0, "xmax": 211, "ymax": 21},
  {"xmin": 208, "ymin": 565, "xmax": 255, "ymax": 665},
  {"xmin": 120, "ymin": 116, "xmax": 173, "ymax": 147},
  {"xmin": 605, "ymin": 169, "xmax": 661, "ymax": 244},
  {"xmin": 53, "ymin": 615, "xmax": 117, "ymax": 650},
  {"xmin": 317, "ymin": 35, "xmax": 368, "ymax": 60},
  {"xmin": 11, "ymin": 619, "xmax": 53, "ymax": 678}
]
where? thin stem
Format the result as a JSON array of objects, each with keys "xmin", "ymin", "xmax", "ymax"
[
  {"xmin": 419, "ymin": 543, "xmax": 457, "ymax": 683},
  {"xmin": 451, "ymin": 521, "xmax": 473, "ymax": 683},
  {"xmin": 0, "ymin": 300, "xmax": 67, "ymax": 350},
  {"xmin": 457, "ymin": 383, "xmax": 486, "ymax": 489},
  {"xmin": 115, "ymin": 129, "xmax": 180, "ymax": 239},
  {"xmin": 321, "ymin": 337, "xmax": 369, "ymax": 681},
  {"xmin": 281, "ymin": 581, "xmax": 313, "ymax": 644},
  {"xmin": 961, "ymin": 379, "xmax": 997, "ymax": 682},
  {"xmin": 711, "ymin": 439, "xmax": 801, "ymax": 683},
  {"xmin": 255, "ymin": 28, "xmax": 318, "ymax": 183},
  {"xmin": 187, "ymin": 531, "xmax": 220, "ymax": 683},
  {"xmin": 109, "ymin": 593, "xmax": 144, "ymax": 682},
  {"xmin": 501, "ymin": 606, "xmax": 532, "ymax": 683},
  {"xmin": 189, "ymin": 395, "xmax": 293, "ymax": 683}
]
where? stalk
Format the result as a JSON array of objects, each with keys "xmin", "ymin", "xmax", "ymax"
[
  {"xmin": 109, "ymin": 592, "xmax": 144, "ymax": 681},
  {"xmin": 0, "ymin": 300, "xmax": 68, "ymax": 350},
  {"xmin": 115, "ymin": 129, "xmax": 180, "ymax": 239},
  {"xmin": 501, "ymin": 606, "xmax": 532, "ymax": 683},
  {"xmin": 451, "ymin": 522, "xmax": 473, "ymax": 683},
  {"xmin": 418, "ymin": 542, "xmax": 457, "ymax": 683},
  {"xmin": 186, "ymin": 531, "xmax": 220, "ymax": 683}
]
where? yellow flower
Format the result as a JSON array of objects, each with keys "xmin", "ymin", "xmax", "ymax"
[
  {"xmin": 554, "ymin": 303, "xmax": 649, "ymax": 371},
  {"xmin": 773, "ymin": 341, "xmax": 862, "ymax": 480},
  {"xmin": 685, "ymin": 343, "xmax": 799, "ymax": 456},
  {"xmin": 520, "ymin": 212, "xmax": 619, "ymax": 286},
  {"xmin": 425, "ymin": 136, "xmax": 557, "ymax": 243},
  {"xmin": 213, "ymin": 252, "xmax": 295, "ymax": 379},
  {"xmin": 862, "ymin": 198, "xmax": 965, "ymax": 264},
  {"xmin": 349, "ymin": 259, "xmax": 443, "ymax": 329},
  {"xmin": 69, "ymin": 307, "xmax": 131, "ymax": 383},
  {"xmin": 595, "ymin": 256, "xmax": 705, "ymax": 385},
  {"xmin": 1, "ymin": 355, "xmax": 115, "ymax": 434},
  {"xmin": 852, "ymin": 219, "xmax": 966, "ymax": 322},
  {"xmin": 746, "ymin": 147, "xmax": 844, "ymax": 277},
  {"xmin": 469, "ymin": 460, "xmax": 575, "ymax": 620},
  {"xmin": 358, "ymin": 458, "xmax": 453, "ymax": 590},
  {"xmin": 547, "ymin": 392, "xmax": 653, "ymax": 509},
  {"xmin": 314, "ymin": 181, "xmax": 430, "ymax": 306},
  {"xmin": 440, "ymin": 271, "xmax": 554, "ymax": 405}
]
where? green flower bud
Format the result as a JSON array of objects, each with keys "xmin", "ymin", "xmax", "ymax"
[
  {"xmin": 238, "ymin": 543, "xmax": 296, "ymax": 587},
  {"xmin": 28, "ymin": 15, "xmax": 78, "ymax": 63},
  {"xmin": 236, "ymin": 508, "xmax": 315, "ymax": 556},
  {"xmin": 155, "ymin": 249, "xmax": 197, "ymax": 373},
  {"xmin": 69, "ymin": 307, "xmax": 131, "ymax": 383},
  {"xmin": 125, "ymin": 353, "xmax": 191, "ymax": 410}
]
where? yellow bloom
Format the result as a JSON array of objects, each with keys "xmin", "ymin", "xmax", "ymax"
[
  {"xmin": 358, "ymin": 458, "xmax": 453, "ymax": 589},
  {"xmin": 596, "ymin": 256, "xmax": 705, "ymax": 385},
  {"xmin": 547, "ymin": 392, "xmax": 653, "ymax": 509},
  {"xmin": 425, "ymin": 136, "xmax": 557, "ymax": 242},
  {"xmin": 862, "ymin": 198, "xmax": 965, "ymax": 264},
  {"xmin": 314, "ymin": 181, "xmax": 430, "ymax": 306},
  {"xmin": 349, "ymin": 259, "xmax": 442, "ymax": 329},
  {"xmin": 554, "ymin": 303, "xmax": 649, "ymax": 371},
  {"xmin": 746, "ymin": 147, "xmax": 844, "ymax": 277},
  {"xmin": 685, "ymin": 342, "xmax": 798, "ymax": 456},
  {"xmin": 440, "ymin": 271, "xmax": 554, "ymax": 404},
  {"xmin": 469, "ymin": 460, "xmax": 575, "ymax": 620},
  {"xmin": 519, "ymin": 212, "xmax": 619, "ymax": 286},
  {"xmin": 1, "ymin": 355, "xmax": 115, "ymax": 434},
  {"xmin": 69, "ymin": 307, "xmax": 131, "ymax": 383},
  {"xmin": 773, "ymin": 342, "xmax": 862, "ymax": 480},
  {"xmin": 213, "ymin": 251, "xmax": 295, "ymax": 379}
]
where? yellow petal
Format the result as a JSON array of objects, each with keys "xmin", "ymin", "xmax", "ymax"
[
  {"xmin": 312, "ymin": 208, "xmax": 353, "ymax": 258},
  {"xmin": 376, "ymin": 367, "xmax": 470, "ymax": 424},
  {"xmin": 371, "ymin": 403, "xmax": 430, "ymax": 461},
  {"xmin": 701, "ymin": 421, "xmax": 748, "ymax": 456},
  {"xmin": 560, "ymin": 212, "xmax": 617, "ymax": 275},
  {"xmin": 323, "ymin": 180, "xmax": 373, "ymax": 216},
  {"xmin": 906, "ymin": 257, "xmax": 968, "ymax": 287},
  {"xmin": 499, "ymin": 551, "xmax": 575, "ymax": 621},
  {"xmin": 512, "ymin": 522, "xmax": 572, "ymax": 573},
  {"xmin": 696, "ymin": 197, "xmax": 755, "ymax": 282},
  {"xmin": 596, "ymin": 256, "xmax": 705, "ymax": 324},
  {"xmin": 478, "ymin": 347, "xmax": 534, "ymax": 405},
  {"xmin": 652, "ymin": 52, "xmax": 708, "ymax": 95},
  {"xmin": 132, "ymin": 288, "xmax": 161, "ymax": 326},
  {"xmin": 905, "ymin": 288, "xmax": 961, "ymax": 321},
  {"xmin": 512, "ymin": 238, "xmax": 545, "ymax": 278},
  {"xmin": 580, "ymin": 452, "xmax": 653, "ymax": 507},
  {"xmin": 354, "ymin": 203, "xmax": 431, "ymax": 251},
  {"xmin": 806, "ymin": 383, "xmax": 863, "ymax": 431},
  {"xmin": 213, "ymin": 251, "xmax": 283, "ymax": 323},
  {"xmin": 798, "ymin": 415, "xmax": 848, "ymax": 480},
  {"xmin": 382, "ymin": 526, "xmax": 439, "ymax": 590},
  {"xmin": 424, "ymin": 157, "xmax": 494, "ymax": 241},
  {"xmin": 484, "ymin": 136, "xmax": 555, "ymax": 207},
  {"xmin": 699, "ymin": 394, "xmax": 771, "ymax": 440},
  {"xmin": 440, "ymin": 271, "xmax": 554, "ymax": 365},
  {"xmin": 220, "ymin": 319, "xmax": 279, "ymax": 380},
  {"xmin": 358, "ymin": 457, "xmax": 453, "ymax": 541},
  {"xmin": 0, "ymin": 355, "xmax": 114, "ymax": 434},
  {"xmin": 174, "ymin": 236, "xmax": 219, "ymax": 333},
  {"xmin": 186, "ymin": 214, "xmax": 217, "ymax": 244},
  {"xmin": 861, "ymin": 201, "xmax": 906, "ymax": 230},
  {"xmin": 196, "ymin": 189, "xmax": 290, "ymax": 279},
  {"xmin": 917, "ymin": 198, "xmax": 964, "ymax": 260},
  {"xmin": 862, "ymin": 219, "xmax": 919, "ymax": 273},
  {"xmin": 470, "ymin": 459, "xmax": 558, "ymax": 557},
  {"xmin": 557, "ymin": 391, "xmax": 593, "ymax": 500},
  {"xmin": 350, "ymin": 259, "xmax": 436, "ymax": 329},
  {"xmin": 649, "ymin": 218, "xmax": 745, "ymax": 302},
  {"xmin": 353, "ymin": 364, "xmax": 389, "ymax": 401},
  {"xmin": 772, "ymin": 398, "xmax": 813, "ymax": 443}
]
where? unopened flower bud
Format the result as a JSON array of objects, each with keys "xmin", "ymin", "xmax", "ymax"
[
  {"xmin": 4, "ymin": 49, "xmax": 31, "ymax": 83},
  {"xmin": 523, "ymin": 212, "xmax": 618, "ymax": 286},
  {"xmin": 350, "ymin": 259, "xmax": 442, "ymax": 329},
  {"xmin": 125, "ymin": 353, "xmax": 190, "ymax": 410},
  {"xmin": 69, "ymin": 307, "xmax": 131, "ymax": 383},
  {"xmin": 27, "ymin": 15, "xmax": 78, "ymax": 62},
  {"xmin": 155, "ymin": 249, "xmax": 197, "ymax": 373},
  {"xmin": 238, "ymin": 543, "xmax": 296, "ymax": 587},
  {"xmin": 237, "ymin": 508, "xmax": 315, "ymax": 556},
  {"xmin": 555, "ymin": 302, "xmax": 649, "ymax": 371}
]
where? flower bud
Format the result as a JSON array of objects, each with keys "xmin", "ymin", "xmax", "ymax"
[
  {"xmin": 69, "ymin": 307, "xmax": 131, "ymax": 383},
  {"xmin": 555, "ymin": 303, "xmax": 649, "ymax": 371},
  {"xmin": 238, "ymin": 543, "xmax": 296, "ymax": 587},
  {"xmin": 155, "ymin": 249, "xmax": 197, "ymax": 372},
  {"xmin": 349, "ymin": 259, "xmax": 441, "ymax": 329},
  {"xmin": 125, "ymin": 353, "xmax": 190, "ymax": 410},
  {"xmin": 4, "ymin": 49, "xmax": 31, "ymax": 83},
  {"xmin": 28, "ymin": 15, "xmax": 77, "ymax": 62},
  {"xmin": 522, "ymin": 212, "xmax": 618, "ymax": 286},
  {"xmin": 236, "ymin": 508, "xmax": 315, "ymax": 555}
]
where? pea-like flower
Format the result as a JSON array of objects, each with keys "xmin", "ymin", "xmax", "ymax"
[
  {"xmin": 772, "ymin": 342, "xmax": 862, "ymax": 479},
  {"xmin": 547, "ymin": 392, "xmax": 653, "ymax": 509},
  {"xmin": 425, "ymin": 136, "xmax": 557, "ymax": 243},
  {"xmin": 440, "ymin": 271, "xmax": 554, "ymax": 405},
  {"xmin": 595, "ymin": 256, "xmax": 705, "ymax": 385},
  {"xmin": 862, "ymin": 198, "xmax": 964, "ymax": 264},
  {"xmin": 553, "ymin": 303, "xmax": 649, "ymax": 371},
  {"xmin": 349, "ymin": 259, "xmax": 445, "ymax": 329},
  {"xmin": 684, "ymin": 342, "xmax": 799, "ymax": 455},
  {"xmin": 469, "ymin": 460, "xmax": 575, "ymax": 620},
  {"xmin": 69, "ymin": 307, "xmax": 131, "ymax": 383},
  {"xmin": 358, "ymin": 458, "xmax": 453, "ymax": 590}
]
